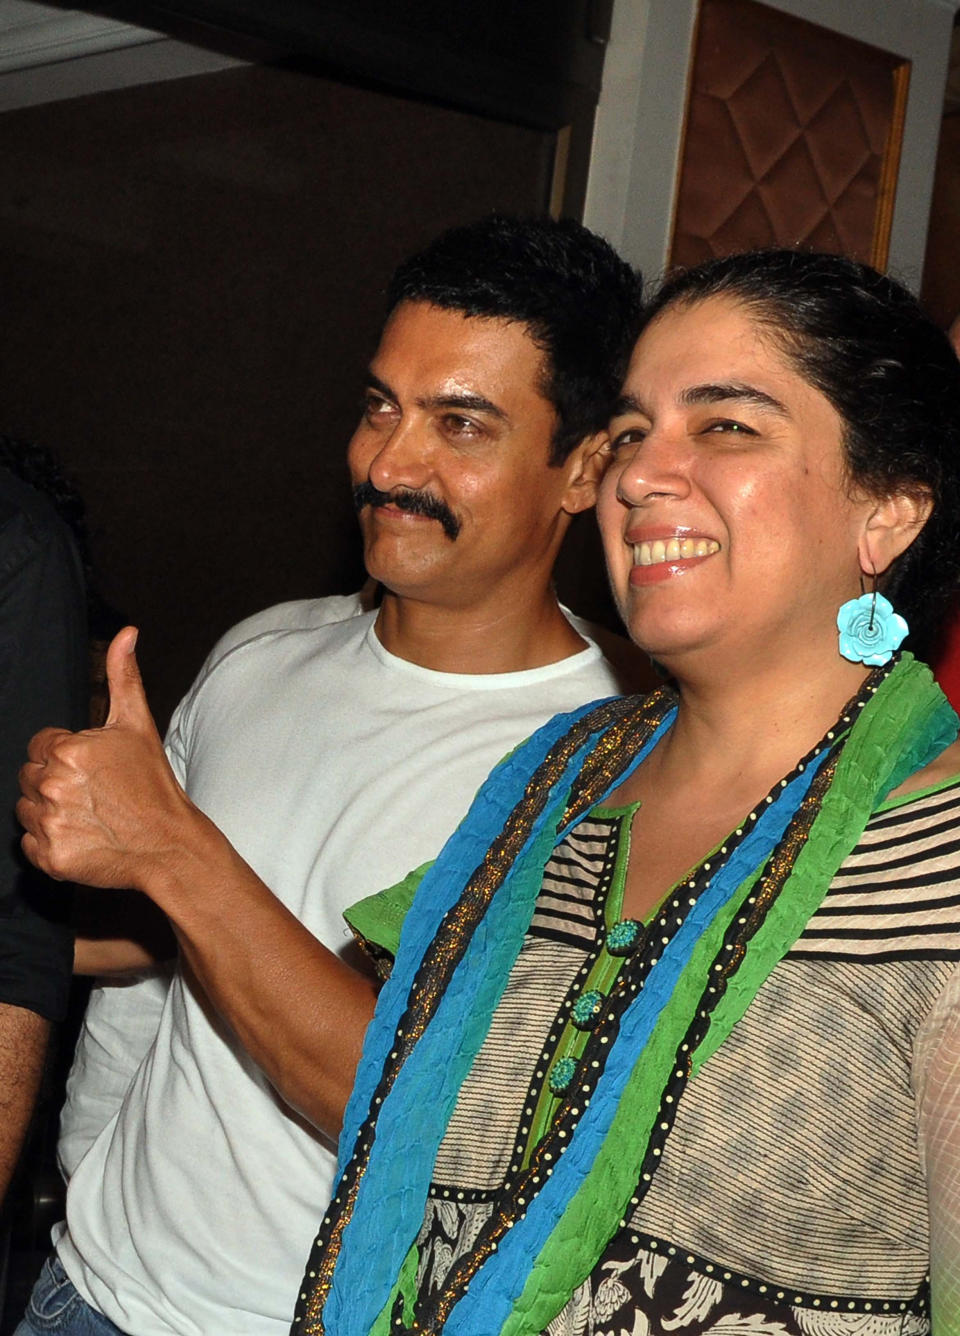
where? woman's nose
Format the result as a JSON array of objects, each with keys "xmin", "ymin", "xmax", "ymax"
[{"xmin": 615, "ymin": 431, "xmax": 692, "ymax": 506}]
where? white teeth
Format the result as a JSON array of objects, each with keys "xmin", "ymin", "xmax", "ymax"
[{"xmin": 632, "ymin": 538, "xmax": 719, "ymax": 567}]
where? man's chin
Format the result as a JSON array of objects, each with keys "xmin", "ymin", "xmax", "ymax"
[{"xmin": 362, "ymin": 546, "xmax": 448, "ymax": 593}]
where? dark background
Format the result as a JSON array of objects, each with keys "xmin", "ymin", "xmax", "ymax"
[{"xmin": 0, "ymin": 1, "xmax": 614, "ymax": 727}]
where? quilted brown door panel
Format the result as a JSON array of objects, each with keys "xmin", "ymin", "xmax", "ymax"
[{"xmin": 670, "ymin": 0, "xmax": 910, "ymax": 268}]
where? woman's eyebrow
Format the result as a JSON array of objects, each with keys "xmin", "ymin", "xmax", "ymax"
[
  {"xmin": 679, "ymin": 382, "xmax": 790, "ymax": 416},
  {"xmin": 612, "ymin": 392, "xmax": 646, "ymax": 417}
]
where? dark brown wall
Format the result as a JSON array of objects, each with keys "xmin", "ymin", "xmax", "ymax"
[
  {"xmin": 0, "ymin": 62, "xmax": 560, "ymax": 724},
  {"xmin": 921, "ymin": 23, "xmax": 960, "ymax": 327},
  {"xmin": 922, "ymin": 119, "xmax": 960, "ymax": 328}
]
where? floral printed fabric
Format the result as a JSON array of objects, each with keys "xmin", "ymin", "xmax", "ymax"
[
  {"xmin": 418, "ymin": 1201, "xmax": 929, "ymax": 1335},
  {"xmin": 553, "ymin": 1239, "xmax": 929, "ymax": 1336}
]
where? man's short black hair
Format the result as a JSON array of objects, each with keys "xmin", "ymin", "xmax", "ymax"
[{"xmin": 386, "ymin": 215, "xmax": 643, "ymax": 463}]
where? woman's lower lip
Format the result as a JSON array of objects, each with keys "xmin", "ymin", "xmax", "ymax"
[{"xmin": 628, "ymin": 556, "xmax": 711, "ymax": 585}]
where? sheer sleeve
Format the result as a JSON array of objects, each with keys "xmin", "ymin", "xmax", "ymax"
[{"xmin": 914, "ymin": 964, "xmax": 960, "ymax": 1334}]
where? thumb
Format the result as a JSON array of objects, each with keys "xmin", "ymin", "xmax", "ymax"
[{"xmin": 104, "ymin": 627, "xmax": 155, "ymax": 732}]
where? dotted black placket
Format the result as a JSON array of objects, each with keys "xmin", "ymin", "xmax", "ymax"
[
  {"xmin": 427, "ymin": 815, "xmax": 625, "ymax": 1216},
  {"xmin": 291, "ymin": 692, "xmax": 676, "ymax": 1336}
]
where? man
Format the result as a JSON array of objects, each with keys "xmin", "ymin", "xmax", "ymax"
[
  {"xmin": 16, "ymin": 215, "xmax": 645, "ymax": 1335},
  {"xmin": 0, "ymin": 449, "xmax": 87, "ymax": 1205}
]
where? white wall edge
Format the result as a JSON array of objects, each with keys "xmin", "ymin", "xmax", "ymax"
[
  {"xmin": 586, "ymin": 0, "xmax": 960, "ymax": 291},
  {"xmin": 584, "ymin": 0, "xmax": 697, "ymax": 286}
]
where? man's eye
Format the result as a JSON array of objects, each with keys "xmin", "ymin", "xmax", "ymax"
[
  {"xmin": 443, "ymin": 414, "xmax": 481, "ymax": 437},
  {"xmin": 363, "ymin": 394, "xmax": 396, "ymax": 423}
]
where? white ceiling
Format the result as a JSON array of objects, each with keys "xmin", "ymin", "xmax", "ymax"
[
  {"xmin": 0, "ymin": 2, "xmax": 164, "ymax": 71},
  {"xmin": 0, "ymin": 1, "xmax": 246, "ymax": 109}
]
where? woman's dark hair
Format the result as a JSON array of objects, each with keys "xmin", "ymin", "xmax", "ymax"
[
  {"xmin": 642, "ymin": 250, "xmax": 960, "ymax": 658},
  {"xmin": 387, "ymin": 215, "xmax": 643, "ymax": 464}
]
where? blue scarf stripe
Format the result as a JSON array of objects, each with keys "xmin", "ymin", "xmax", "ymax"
[
  {"xmin": 329, "ymin": 803, "xmax": 580, "ymax": 1325},
  {"xmin": 446, "ymin": 754, "xmax": 828, "ymax": 1332},
  {"xmin": 328, "ymin": 701, "xmax": 653, "ymax": 1329}
]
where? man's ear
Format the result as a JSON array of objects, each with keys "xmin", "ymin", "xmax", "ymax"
[
  {"xmin": 858, "ymin": 488, "xmax": 933, "ymax": 576},
  {"xmin": 560, "ymin": 432, "xmax": 611, "ymax": 515}
]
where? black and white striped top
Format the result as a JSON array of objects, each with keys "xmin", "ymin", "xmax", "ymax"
[
  {"xmin": 795, "ymin": 777, "xmax": 960, "ymax": 960},
  {"xmin": 416, "ymin": 779, "xmax": 960, "ymax": 1334}
]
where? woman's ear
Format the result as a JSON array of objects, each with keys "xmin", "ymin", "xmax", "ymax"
[
  {"xmin": 561, "ymin": 432, "xmax": 611, "ymax": 515},
  {"xmin": 859, "ymin": 488, "xmax": 933, "ymax": 576}
]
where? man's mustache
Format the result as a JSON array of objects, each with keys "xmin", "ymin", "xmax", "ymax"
[{"xmin": 352, "ymin": 482, "xmax": 461, "ymax": 541}]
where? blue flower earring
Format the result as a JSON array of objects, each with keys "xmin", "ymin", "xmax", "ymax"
[{"xmin": 837, "ymin": 572, "xmax": 908, "ymax": 666}]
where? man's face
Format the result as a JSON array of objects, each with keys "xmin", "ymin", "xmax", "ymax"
[{"xmin": 348, "ymin": 301, "xmax": 586, "ymax": 609}]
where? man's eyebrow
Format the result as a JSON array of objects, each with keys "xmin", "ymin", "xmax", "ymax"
[
  {"xmin": 363, "ymin": 368, "xmax": 507, "ymax": 419},
  {"xmin": 364, "ymin": 371, "xmax": 397, "ymax": 402},
  {"xmin": 420, "ymin": 391, "xmax": 509, "ymax": 422},
  {"xmin": 363, "ymin": 373, "xmax": 509, "ymax": 423},
  {"xmin": 679, "ymin": 382, "xmax": 790, "ymax": 416}
]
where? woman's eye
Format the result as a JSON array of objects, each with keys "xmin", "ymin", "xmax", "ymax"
[
  {"xmin": 610, "ymin": 427, "xmax": 647, "ymax": 454},
  {"xmin": 703, "ymin": 418, "xmax": 756, "ymax": 436}
]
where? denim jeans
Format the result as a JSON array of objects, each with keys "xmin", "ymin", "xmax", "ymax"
[{"xmin": 13, "ymin": 1253, "xmax": 126, "ymax": 1336}]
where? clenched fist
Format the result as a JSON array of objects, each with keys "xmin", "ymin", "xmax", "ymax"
[{"xmin": 17, "ymin": 626, "xmax": 197, "ymax": 892}]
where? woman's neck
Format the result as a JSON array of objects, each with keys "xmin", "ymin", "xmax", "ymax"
[{"xmin": 651, "ymin": 649, "xmax": 873, "ymax": 799}]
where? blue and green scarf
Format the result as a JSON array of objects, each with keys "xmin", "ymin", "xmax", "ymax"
[{"xmin": 292, "ymin": 655, "xmax": 957, "ymax": 1336}]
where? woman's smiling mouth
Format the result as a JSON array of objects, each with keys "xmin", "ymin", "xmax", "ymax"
[{"xmin": 632, "ymin": 536, "xmax": 721, "ymax": 566}]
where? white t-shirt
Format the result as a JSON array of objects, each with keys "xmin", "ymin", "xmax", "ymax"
[
  {"xmin": 57, "ymin": 595, "xmax": 368, "ymax": 1180},
  {"xmin": 56, "ymin": 597, "xmax": 633, "ymax": 1336}
]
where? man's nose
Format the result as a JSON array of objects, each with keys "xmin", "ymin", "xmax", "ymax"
[{"xmin": 366, "ymin": 418, "xmax": 433, "ymax": 494}]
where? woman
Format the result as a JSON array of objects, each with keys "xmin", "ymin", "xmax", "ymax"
[{"xmin": 295, "ymin": 252, "xmax": 960, "ymax": 1336}]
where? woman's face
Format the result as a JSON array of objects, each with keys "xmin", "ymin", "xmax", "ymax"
[{"xmin": 598, "ymin": 295, "xmax": 877, "ymax": 671}]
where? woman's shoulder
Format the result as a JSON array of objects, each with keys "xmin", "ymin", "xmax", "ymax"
[
  {"xmin": 884, "ymin": 737, "xmax": 960, "ymax": 805},
  {"xmin": 789, "ymin": 772, "xmax": 960, "ymax": 965}
]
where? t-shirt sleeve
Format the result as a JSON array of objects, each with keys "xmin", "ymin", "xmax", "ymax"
[
  {"xmin": 0, "ymin": 498, "xmax": 87, "ymax": 1020},
  {"xmin": 913, "ymin": 965, "xmax": 960, "ymax": 1334},
  {"xmin": 344, "ymin": 860, "xmax": 434, "ymax": 977}
]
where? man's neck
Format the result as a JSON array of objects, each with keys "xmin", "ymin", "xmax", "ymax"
[{"xmin": 373, "ymin": 590, "xmax": 588, "ymax": 674}]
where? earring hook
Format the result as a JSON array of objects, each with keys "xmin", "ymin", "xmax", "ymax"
[{"xmin": 868, "ymin": 566, "xmax": 878, "ymax": 631}]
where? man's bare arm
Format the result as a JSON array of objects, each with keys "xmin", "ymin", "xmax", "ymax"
[
  {"xmin": 17, "ymin": 628, "xmax": 379, "ymax": 1136},
  {"xmin": 0, "ymin": 1003, "xmax": 48, "ymax": 1205}
]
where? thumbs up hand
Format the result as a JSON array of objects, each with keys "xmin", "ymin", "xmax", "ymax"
[
  {"xmin": 102, "ymin": 625, "xmax": 157, "ymax": 734},
  {"xmin": 18, "ymin": 627, "xmax": 194, "ymax": 891}
]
